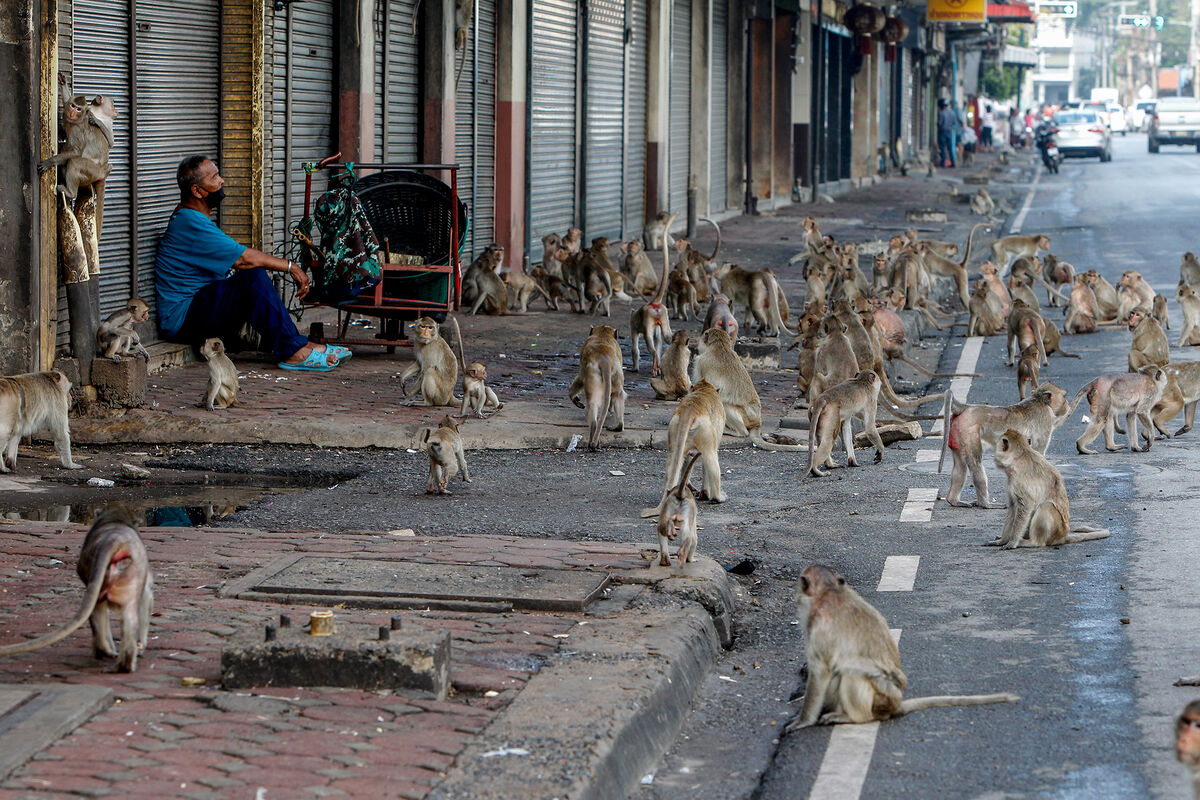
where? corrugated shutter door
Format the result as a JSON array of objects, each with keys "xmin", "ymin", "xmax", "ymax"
[
  {"xmin": 623, "ymin": 0, "xmax": 648, "ymax": 235},
  {"xmin": 381, "ymin": 0, "xmax": 420, "ymax": 161},
  {"xmin": 454, "ymin": 0, "xmax": 497, "ymax": 259},
  {"xmin": 134, "ymin": 0, "xmax": 220, "ymax": 329},
  {"xmin": 64, "ymin": 0, "xmax": 131, "ymax": 347},
  {"xmin": 668, "ymin": 0, "xmax": 691, "ymax": 215},
  {"xmin": 901, "ymin": 50, "xmax": 913, "ymax": 157},
  {"xmin": 583, "ymin": 0, "xmax": 625, "ymax": 243},
  {"xmin": 271, "ymin": 0, "xmax": 335, "ymax": 252},
  {"xmin": 528, "ymin": 0, "xmax": 578, "ymax": 264},
  {"xmin": 710, "ymin": 0, "xmax": 728, "ymax": 213}
]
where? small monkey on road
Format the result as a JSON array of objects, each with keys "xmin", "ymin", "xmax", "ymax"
[
  {"xmin": 648, "ymin": 452, "xmax": 702, "ymax": 568},
  {"xmin": 423, "ymin": 415, "xmax": 471, "ymax": 494},
  {"xmin": 199, "ymin": 338, "xmax": 238, "ymax": 410}
]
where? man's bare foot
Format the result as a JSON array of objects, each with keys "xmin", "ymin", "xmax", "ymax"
[{"xmin": 283, "ymin": 342, "xmax": 338, "ymax": 366}]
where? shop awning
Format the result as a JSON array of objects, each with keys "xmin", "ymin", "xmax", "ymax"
[{"xmin": 987, "ymin": 1, "xmax": 1036, "ymax": 21}]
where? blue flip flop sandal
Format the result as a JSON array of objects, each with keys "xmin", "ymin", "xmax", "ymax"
[
  {"xmin": 278, "ymin": 348, "xmax": 338, "ymax": 372},
  {"xmin": 325, "ymin": 344, "xmax": 353, "ymax": 360}
]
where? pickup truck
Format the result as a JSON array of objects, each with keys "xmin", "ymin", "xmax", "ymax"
[{"xmin": 1148, "ymin": 96, "xmax": 1200, "ymax": 152}]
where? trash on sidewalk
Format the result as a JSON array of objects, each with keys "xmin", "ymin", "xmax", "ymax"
[
  {"xmin": 479, "ymin": 747, "xmax": 530, "ymax": 758},
  {"xmin": 87, "ymin": 477, "xmax": 115, "ymax": 487},
  {"xmin": 566, "ymin": 434, "xmax": 582, "ymax": 452}
]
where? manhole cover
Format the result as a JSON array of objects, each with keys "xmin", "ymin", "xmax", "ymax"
[
  {"xmin": 0, "ymin": 684, "xmax": 112, "ymax": 780},
  {"xmin": 221, "ymin": 556, "xmax": 610, "ymax": 612}
]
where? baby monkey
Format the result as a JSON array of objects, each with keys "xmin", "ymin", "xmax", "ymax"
[
  {"xmin": 96, "ymin": 298, "xmax": 151, "ymax": 362},
  {"xmin": 199, "ymin": 337, "xmax": 238, "ymax": 410},
  {"xmin": 423, "ymin": 415, "xmax": 471, "ymax": 494},
  {"xmin": 652, "ymin": 452, "xmax": 702, "ymax": 568},
  {"xmin": 460, "ymin": 362, "xmax": 503, "ymax": 418}
]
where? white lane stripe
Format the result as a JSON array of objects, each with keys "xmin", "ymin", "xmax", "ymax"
[
  {"xmin": 1009, "ymin": 169, "xmax": 1041, "ymax": 234},
  {"xmin": 928, "ymin": 336, "xmax": 983, "ymax": 435},
  {"xmin": 877, "ymin": 556, "xmax": 920, "ymax": 592},
  {"xmin": 914, "ymin": 449, "xmax": 940, "ymax": 462},
  {"xmin": 899, "ymin": 488, "xmax": 938, "ymax": 522},
  {"xmin": 808, "ymin": 629, "xmax": 902, "ymax": 800}
]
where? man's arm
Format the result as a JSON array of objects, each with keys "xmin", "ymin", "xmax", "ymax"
[{"xmin": 233, "ymin": 248, "xmax": 311, "ymax": 299}]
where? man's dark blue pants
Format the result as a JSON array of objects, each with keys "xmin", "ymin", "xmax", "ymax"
[{"xmin": 176, "ymin": 268, "xmax": 307, "ymax": 358}]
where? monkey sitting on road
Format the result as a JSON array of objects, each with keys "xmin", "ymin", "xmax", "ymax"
[
  {"xmin": 97, "ymin": 298, "xmax": 151, "ymax": 362},
  {"xmin": 199, "ymin": 337, "xmax": 238, "ymax": 410},
  {"xmin": 1127, "ymin": 306, "xmax": 1169, "ymax": 372},
  {"xmin": 0, "ymin": 509, "xmax": 152, "ymax": 672},
  {"xmin": 1177, "ymin": 700, "xmax": 1200, "ymax": 799},
  {"xmin": 807, "ymin": 371, "xmax": 885, "ymax": 478},
  {"xmin": 988, "ymin": 429, "xmax": 1110, "ymax": 549},
  {"xmin": 0, "ymin": 370, "xmax": 83, "ymax": 473},
  {"xmin": 423, "ymin": 415, "xmax": 471, "ymax": 494},
  {"xmin": 786, "ymin": 564, "xmax": 1018, "ymax": 730}
]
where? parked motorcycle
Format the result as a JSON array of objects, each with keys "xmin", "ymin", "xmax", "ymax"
[{"xmin": 1035, "ymin": 120, "xmax": 1062, "ymax": 174}]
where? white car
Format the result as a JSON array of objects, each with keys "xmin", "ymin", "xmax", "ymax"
[
  {"xmin": 1131, "ymin": 99, "xmax": 1157, "ymax": 131},
  {"xmin": 1107, "ymin": 103, "xmax": 1128, "ymax": 135}
]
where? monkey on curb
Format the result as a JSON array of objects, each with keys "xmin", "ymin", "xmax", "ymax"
[
  {"xmin": 786, "ymin": 564, "xmax": 1018, "ymax": 730},
  {"xmin": 568, "ymin": 324, "xmax": 626, "ymax": 450},
  {"xmin": 448, "ymin": 317, "xmax": 501, "ymax": 418},
  {"xmin": 807, "ymin": 371, "xmax": 885, "ymax": 477},
  {"xmin": 199, "ymin": 338, "xmax": 238, "ymax": 410},
  {"xmin": 423, "ymin": 415, "xmax": 471, "ymax": 494},
  {"xmin": 399, "ymin": 317, "xmax": 459, "ymax": 407},
  {"xmin": 988, "ymin": 429, "xmax": 1111, "ymax": 549},
  {"xmin": 0, "ymin": 370, "xmax": 83, "ymax": 473},
  {"xmin": 96, "ymin": 298, "xmax": 151, "ymax": 362},
  {"xmin": 0, "ymin": 509, "xmax": 152, "ymax": 672},
  {"xmin": 648, "ymin": 452, "xmax": 702, "ymax": 569},
  {"xmin": 649, "ymin": 330, "xmax": 693, "ymax": 400},
  {"xmin": 1177, "ymin": 700, "xmax": 1200, "ymax": 799}
]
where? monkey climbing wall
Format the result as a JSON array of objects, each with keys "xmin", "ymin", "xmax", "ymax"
[{"xmin": 454, "ymin": 0, "xmax": 497, "ymax": 263}]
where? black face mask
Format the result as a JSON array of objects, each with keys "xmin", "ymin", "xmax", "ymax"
[{"xmin": 203, "ymin": 187, "xmax": 226, "ymax": 209}]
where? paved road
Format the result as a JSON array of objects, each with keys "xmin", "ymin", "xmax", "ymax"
[{"xmin": 636, "ymin": 133, "xmax": 1200, "ymax": 800}]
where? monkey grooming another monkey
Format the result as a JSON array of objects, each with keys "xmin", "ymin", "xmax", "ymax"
[
  {"xmin": 1177, "ymin": 699, "xmax": 1200, "ymax": 799},
  {"xmin": 199, "ymin": 337, "xmax": 238, "ymax": 410},
  {"xmin": 807, "ymin": 371, "xmax": 885, "ymax": 477},
  {"xmin": 423, "ymin": 415, "xmax": 471, "ymax": 494},
  {"xmin": 672, "ymin": 218, "xmax": 722, "ymax": 302},
  {"xmin": 399, "ymin": 317, "xmax": 459, "ymax": 406},
  {"xmin": 649, "ymin": 452, "xmax": 702, "ymax": 568},
  {"xmin": 0, "ymin": 370, "xmax": 83, "ymax": 472},
  {"xmin": 1072, "ymin": 369, "xmax": 1168, "ymax": 454},
  {"xmin": 786, "ymin": 564, "xmax": 1018, "ymax": 730},
  {"xmin": 568, "ymin": 324, "xmax": 626, "ymax": 450},
  {"xmin": 0, "ymin": 509, "xmax": 152, "ymax": 672},
  {"xmin": 650, "ymin": 330, "xmax": 693, "ymax": 400},
  {"xmin": 96, "ymin": 298, "xmax": 151, "ymax": 362},
  {"xmin": 630, "ymin": 214, "xmax": 677, "ymax": 375}
]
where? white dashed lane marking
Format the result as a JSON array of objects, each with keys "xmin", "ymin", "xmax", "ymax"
[
  {"xmin": 876, "ymin": 556, "xmax": 921, "ymax": 592},
  {"xmin": 899, "ymin": 488, "xmax": 938, "ymax": 522},
  {"xmin": 913, "ymin": 450, "xmax": 940, "ymax": 463},
  {"xmin": 927, "ymin": 336, "xmax": 983, "ymax": 436}
]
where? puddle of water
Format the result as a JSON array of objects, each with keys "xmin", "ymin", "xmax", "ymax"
[{"xmin": 2, "ymin": 485, "xmax": 302, "ymax": 526}]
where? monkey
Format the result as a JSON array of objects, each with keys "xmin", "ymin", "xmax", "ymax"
[
  {"xmin": 938, "ymin": 383, "xmax": 1071, "ymax": 508},
  {"xmin": 1153, "ymin": 292, "xmax": 1171, "ymax": 330},
  {"xmin": 1016, "ymin": 344, "xmax": 1040, "ymax": 401},
  {"xmin": 38, "ymin": 78, "xmax": 117, "ymax": 202},
  {"xmin": 1118, "ymin": 269, "xmax": 1158, "ymax": 310},
  {"xmin": 422, "ymin": 415, "xmax": 471, "ymax": 494},
  {"xmin": 868, "ymin": 298, "xmax": 974, "ymax": 378},
  {"xmin": 979, "ymin": 261, "xmax": 1011, "ymax": 317},
  {"xmin": 620, "ymin": 239, "xmax": 658, "ymax": 297},
  {"xmin": 643, "ymin": 211, "xmax": 675, "ymax": 251},
  {"xmin": 703, "ymin": 294, "xmax": 739, "ymax": 342},
  {"xmin": 1127, "ymin": 306, "xmax": 1169, "ymax": 372},
  {"xmin": 1176, "ymin": 699, "xmax": 1200, "ymax": 799},
  {"xmin": 502, "ymin": 270, "xmax": 552, "ymax": 313},
  {"xmin": 1072, "ymin": 369, "xmax": 1168, "ymax": 454},
  {"xmin": 561, "ymin": 246, "xmax": 615, "ymax": 317},
  {"xmin": 988, "ymin": 429, "xmax": 1111, "ymax": 549},
  {"xmin": 991, "ymin": 233, "xmax": 1050, "ymax": 275},
  {"xmin": 642, "ymin": 379, "xmax": 727, "ymax": 513},
  {"xmin": 459, "ymin": 363, "xmax": 502, "ymax": 418},
  {"xmin": 969, "ymin": 187, "xmax": 995, "ymax": 218},
  {"xmin": 648, "ymin": 452, "xmax": 701, "ymax": 568},
  {"xmin": 1064, "ymin": 274, "xmax": 1100, "ymax": 334},
  {"xmin": 530, "ymin": 266, "xmax": 574, "ymax": 311},
  {"xmin": 650, "ymin": 330, "xmax": 693, "ymax": 400},
  {"xmin": 567, "ymin": 324, "xmax": 625, "ymax": 450},
  {"xmin": 1006, "ymin": 299, "xmax": 1047, "ymax": 368},
  {"xmin": 1182, "ymin": 251, "xmax": 1200, "ymax": 288},
  {"xmin": 589, "ymin": 237, "xmax": 633, "ymax": 302},
  {"xmin": 461, "ymin": 243, "xmax": 507, "ymax": 315},
  {"xmin": 786, "ymin": 564, "xmax": 1018, "ymax": 730},
  {"xmin": 561, "ymin": 226, "xmax": 583, "ymax": 255},
  {"xmin": 805, "ymin": 259, "xmax": 832, "ymax": 308},
  {"xmin": 630, "ymin": 214, "xmax": 676, "ymax": 375},
  {"xmin": 399, "ymin": 316, "xmax": 459, "ymax": 406},
  {"xmin": 915, "ymin": 222, "xmax": 985, "ymax": 308},
  {"xmin": 809, "ymin": 316, "xmax": 858, "ymax": 403},
  {"xmin": 967, "ymin": 278, "xmax": 1005, "ymax": 337},
  {"xmin": 1010, "ymin": 255, "xmax": 1069, "ymax": 307},
  {"xmin": 96, "ymin": 298, "xmax": 151, "ymax": 362},
  {"xmin": 835, "ymin": 244, "xmax": 872, "ymax": 298},
  {"xmin": 0, "ymin": 370, "xmax": 82, "ymax": 473},
  {"xmin": 871, "ymin": 252, "xmax": 892, "ymax": 293},
  {"xmin": 1006, "ymin": 273, "xmax": 1041, "ymax": 314},
  {"xmin": 1043, "ymin": 253, "xmax": 1075, "ymax": 307},
  {"xmin": 665, "ymin": 265, "xmax": 699, "ymax": 320},
  {"xmin": 199, "ymin": 338, "xmax": 238, "ymax": 411},
  {"xmin": 887, "ymin": 248, "xmax": 929, "ymax": 311},
  {"xmin": 1083, "ymin": 269, "xmax": 1121, "ymax": 320},
  {"xmin": 712, "ymin": 262, "xmax": 796, "ymax": 338},
  {"xmin": 672, "ymin": 220, "xmax": 721, "ymax": 304},
  {"xmin": 1040, "ymin": 318, "xmax": 1081, "ymax": 360},
  {"xmin": 452, "ymin": 0, "xmax": 474, "ymax": 91},
  {"xmin": 0, "ymin": 509, "xmax": 152, "ymax": 672},
  {"xmin": 1164, "ymin": 362, "xmax": 1200, "ymax": 436},
  {"xmin": 540, "ymin": 233, "xmax": 565, "ymax": 279},
  {"xmin": 1115, "ymin": 285, "xmax": 1144, "ymax": 324},
  {"xmin": 903, "ymin": 228, "xmax": 959, "ymax": 259},
  {"xmin": 806, "ymin": 371, "xmax": 885, "ymax": 477}
]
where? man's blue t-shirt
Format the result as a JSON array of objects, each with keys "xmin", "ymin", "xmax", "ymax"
[{"xmin": 154, "ymin": 208, "xmax": 246, "ymax": 336}]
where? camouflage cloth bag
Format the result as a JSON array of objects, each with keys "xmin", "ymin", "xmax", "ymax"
[{"xmin": 311, "ymin": 176, "xmax": 382, "ymax": 302}]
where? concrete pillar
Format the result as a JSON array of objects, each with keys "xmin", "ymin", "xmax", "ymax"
[
  {"xmin": 726, "ymin": 0, "xmax": 746, "ymax": 212},
  {"xmin": 746, "ymin": 16, "xmax": 772, "ymax": 209},
  {"xmin": 868, "ymin": 46, "xmax": 880, "ymax": 178},
  {"xmin": 646, "ymin": 0, "xmax": 671, "ymax": 217},
  {"xmin": 691, "ymin": 0, "xmax": 711, "ymax": 216},
  {"xmin": 337, "ymin": 0, "xmax": 378, "ymax": 163},
  {"xmin": 772, "ymin": 11, "xmax": 793, "ymax": 203},
  {"xmin": 494, "ymin": 0, "xmax": 526, "ymax": 268},
  {"xmin": 421, "ymin": 0, "xmax": 455, "ymax": 166},
  {"xmin": 852, "ymin": 46, "xmax": 873, "ymax": 180},
  {"xmin": 791, "ymin": 11, "xmax": 812, "ymax": 195}
]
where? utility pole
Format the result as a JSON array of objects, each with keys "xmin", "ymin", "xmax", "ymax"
[
  {"xmin": 1150, "ymin": 0, "xmax": 1160, "ymax": 96},
  {"xmin": 1191, "ymin": 0, "xmax": 1200, "ymax": 96}
]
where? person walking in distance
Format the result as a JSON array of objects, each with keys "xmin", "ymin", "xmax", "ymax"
[{"xmin": 937, "ymin": 99, "xmax": 958, "ymax": 168}]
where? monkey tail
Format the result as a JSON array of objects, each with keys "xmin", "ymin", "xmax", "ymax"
[
  {"xmin": 1067, "ymin": 380, "xmax": 1097, "ymax": 419},
  {"xmin": 937, "ymin": 392, "xmax": 953, "ymax": 474},
  {"xmin": 763, "ymin": 272, "xmax": 800, "ymax": 338},
  {"xmin": 897, "ymin": 354, "xmax": 979, "ymax": 379},
  {"xmin": 897, "ymin": 692, "xmax": 1020, "ymax": 715},
  {"xmin": 700, "ymin": 217, "xmax": 722, "ymax": 262},
  {"xmin": 454, "ymin": 31, "xmax": 469, "ymax": 91},
  {"xmin": 749, "ymin": 429, "xmax": 810, "ymax": 452},
  {"xmin": 652, "ymin": 214, "xmax": 678, "ymax": 305},
  {"xmin": 1065, "ymin": 526, "xmax": 1110, "ymax": 543},
  {"xmin": 674, "ymin": 451, "xmax": 703, "ymax": 499},
  {"xmin": 960, "ymin": 222, "xmax": 986, "ymax": 269},
  {"xmin": 806, "ymin": 399, "xmax": 824, "ymax": 474},
  {"xmin": 450, "ymin": 315, "xmax": 467, "ymax": 374},
  {"xmin": 877, "ymin": 368, "xmax": 944, "ymax": 411},
  {"xmin": 642, "ymin": 408, "xmax": 697, "ymax": 517}
]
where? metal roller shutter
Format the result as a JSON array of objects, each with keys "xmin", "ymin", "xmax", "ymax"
[
  {"xmin": 901, "ymin": 50, "xmax": 913, "ymax": 158},
  {"xmin": 710, "ymin": 0, "xmax": 728, "ymax": 213},
  {"xmin": 133, "ymin": 0, "xmax": 220, "ymax": 326},
  {"xmin": 271, "ymin": 0, "xmax": 335, "ymax": 253},
  {"xmin": 528, "ymin": 0, "xmax": 578, "ymax": 264},
  {"xmin": 583, "ymin": 0, "xmax": 625, "ymax": 243},
  {"xmin": 454, "ymin": 0, "xmax": 497, "ymax": 259},
  {"xmin": 377, "ymin": 0, "xmax": 420, "ymax": 162},
  {"xmin": 668, "ymin": 0, "xmax": 691, "ymax": 216},
  {"xmin": 623, "ymin": 0, "xmax": 648, "ymax": 236}
]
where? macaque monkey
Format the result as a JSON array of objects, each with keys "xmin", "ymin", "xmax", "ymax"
[
  {"xmin": 589, "ymin": 237, "xmax": 633, "ymax": 302},
  {"xmin": 1118, "ymin": 269, "xmax": 1158, "ymax": 310},
  {"xmin": 1083, "ymin": 269, "xmax": 1121, "ymax": 320},
  {"xmin": 915, "ymin": 222, "xmax": 985, "ymax": 308},
  {"xmin": 642, "ymin": 379, "xmax": 726, "ymax": 511},
  {"xmin": 1072, "ymin": 369, "xmax": 1168, "ymax": 454},
  {"xmin": 453, "ymin": 0, "xmax": 474, "ymax": 90},
  {"xmin": 988, "ymin": 430, "xmax": 1110, "ymax": 549},
  {"xmin": 991, "ymin": 233, "xmax": 1050, "ymax": 275},
  {"xmin": 938, "ymin": 383, "xmax": 1071, "ymax": 508},
  {"xmin": 1176, "ymin": 699, "xmax": 1200, "ymax": 799},
  {"xmin": 1016, "ymin": 345, "xmax": 1040, "ymax": 401},
  {"xmin": 650, "ymin": 330, "xmax": 693, "ymax": 400},
  {"xmin": 199, "ymin": 338, "xmax": 238, "ymax": 410},
  {"xmin": 1006, "ymin": 299, "xmax": 1047, "ymax": 367},
  {"xmin": 702, "ymin": 294, "xmax": 739, "ymax": 344},
  {"xmin": 503, "ymin": 270, "xmax": 551, "ymax": 313},
  {"xmin": 461, "ymin": 243, "xmax": 507, "ymax": 315},
  {"xmin": 448, "ymin": 317, "xmax": 500, "ymax": 418},
  {"xmin": 903, "ymin": 228, "xmax": 959, "ymax": 259},
  {"xmin": 568, "ymin": 324, "xmax": 626, "ymax": 450},
  {"xmin": 872, "ymin": 252, "xmax": 892, "ymax": 292},
  {"xmin": 1007, "ymin": 273, "xmax": 1041, "ymax": 313},
  {"xmin": 1181, "ymin": 251, "xmax": 1200, "ymax": 288},
  {"xmin": 809, "ymin": 317, "xmax": 857, "ymax": 403},
  {"xmin": 787, "ymin": 564, "xmax": 1018, "ymax": 730},
  {"xmin": 1043, "ymin": 253, "xmax": 1075, "ymax": 307},
  {"xmin": 1152, "ymin": 361, "xmax": 1200, "ymax": 436},
  {"xmin": 630, "ymin": 215, "xmax": 676, "ymax": 374},
  {"xmin": 1010, "ymin": 255, "xmax": 1068, "ymax": 307},
  {"xmin": 399, "ymin": 317, "xmax": 459, "ymax": 406},
  {"xmin": 560, "ymin": 247, "xmax": 614, "ymax": 317},
  {"xmin": 967, "ymin": 278, "xmax": 1004, "ymax": 337},
  {"xmin": 0, "ymin": 509, "xmax": 152, "ymax": 672},
  {"xmin": 1153, "ymin": 292, "xmax": 1171, "ymax": 330},
  {"xmin": 712, "ymin": 262, "xmax": 795, "ymax": 337},
  {"xmin": 1040, "ymin": 318, "xmax": 1081, "ymax": 360},
  {"xmin": 979, "ymin": 261, "xmax": 1011, "ymax": 317},
  {"xmin": 96, "ymin": 298, "xmax": 151, "ymax": 362},
  {"xmin": 1065, "ymin": 274, "xmax": 1100, "ymax": 334},
  {"xmin": 38, "ymin": 76, "xmax": 117, "ymax": 201},
  {"xmin": 423, "ymin": 415, "xmax": 471, "ymax": 494},
  {"xmin": 620, "ymin": 239, "xmax": 658, "ymax": 297},
  {"xmin": 673, "ymin": 219, "xmax": 721, "ymax": 303},
  {"xmin": 807, "ymin": 371, "xmax": 885, "ymax": 477},
  {"xmin": 969, "ymin": 187, "xmax": 995, "ymax": 218},
  {"xmin": 0, "ymin": 370, "xmax": 82, "ymax": 472},
  {"xmin": 540, "ymin": 234, "xmax": 565, "ymax": 279},
  {"xmin": 530, "ymin": 266, "xmax": 574, "ymax": 311},
  {"xmin": 665, "ymin": 266, "xmax": 699, "ymax": 320},
  {"xmin": 561, "ymin": 226, "xmax": 583, "ymax": 255},
  {"xmin": 643, "ymin": 212, "xmax": 675, "ymax": 251},
  {"xmin": 647, "ymin": 452, "xmax": 701, "ymax": 568},
  {"xmin": 1127, "ymin": 307, "xmax": 1169, "ymax": 372},
  {"xmin": 830, "ymin": 300, "xmax": 943, "ymax": 417}
]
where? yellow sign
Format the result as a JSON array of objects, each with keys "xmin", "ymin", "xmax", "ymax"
[{"xmin": 927, "ymin": 0, "xmax": 986, "ymax": 23}]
